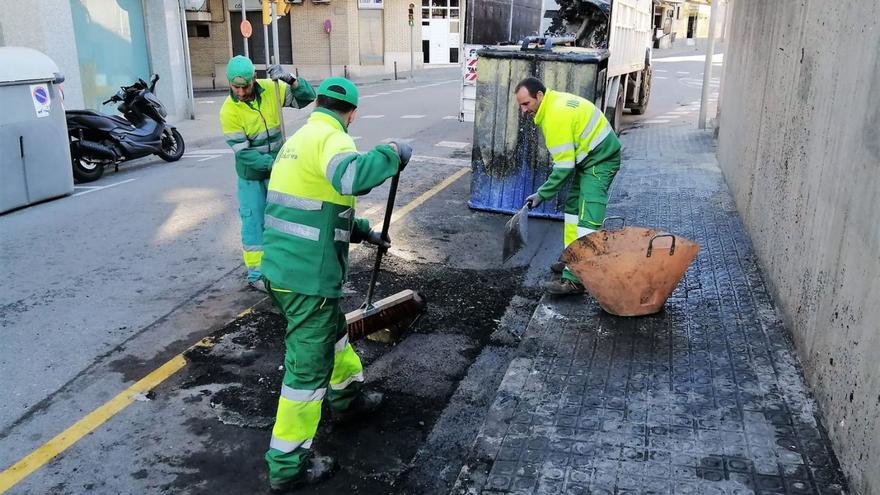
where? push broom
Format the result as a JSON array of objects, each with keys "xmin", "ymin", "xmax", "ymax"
[{"xmin": 346, "ymin": 173, "xmax": 427, "ymax": 341}]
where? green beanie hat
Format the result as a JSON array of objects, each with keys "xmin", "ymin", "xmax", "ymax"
[
  {"xmin": 318, "ymin": 77, "xmax": 359, "ymax": 107},
  {"xmin": 227, "ymin": 55, "xmax": 255, "ymax": 87}
]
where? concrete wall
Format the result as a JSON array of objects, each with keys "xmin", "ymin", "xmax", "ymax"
[
  {"xmin": 144, "ymin": 0, "xmax": 193, "ymax": 121},
  {"xmin": 716, "ymin": 1, "xmax": 880, "ymax": 494},
  {"xmin": 0, "ymin": 0, "xmax": 84, "ymax": 109}
]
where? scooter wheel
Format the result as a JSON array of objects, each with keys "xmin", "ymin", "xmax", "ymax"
[
  {"xmin": 157, "ymin": 128, "xmax": 185, "ymax": 162},
  {"xmin": 72, "ymin": 156, "xmax": 105, "ymax": 183}
]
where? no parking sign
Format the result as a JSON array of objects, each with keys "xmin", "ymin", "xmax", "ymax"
[{"xmin": 30, "ymin": 84, "xmax": 51, "ymax": 118}]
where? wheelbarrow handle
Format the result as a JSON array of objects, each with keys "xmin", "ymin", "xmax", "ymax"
[
  {"xmin": 602, "ymin": 216, "xmax": 626, "ymax": 230},
  {"xmin": 646, "ymin": 233, "xmax": 676, "ymax": 257}
]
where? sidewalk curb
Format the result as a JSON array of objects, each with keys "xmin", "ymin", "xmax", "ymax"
[{"xmin": 450, "ymin": 297, "xmax": 558, "ymax": 494}]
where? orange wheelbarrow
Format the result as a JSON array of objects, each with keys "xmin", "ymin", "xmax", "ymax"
[{"xmin": 560, "ymin": 217, "xmax": 700, "ymax": 316}]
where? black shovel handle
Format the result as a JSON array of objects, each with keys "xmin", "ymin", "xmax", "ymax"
[{"xmin": 364, "ymin": 173, "xmax": 400, "ymax": 309}]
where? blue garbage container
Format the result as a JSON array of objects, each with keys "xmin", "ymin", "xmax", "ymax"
[{"xmin": 468, "ymin": 44, "xmax": 608, "ymax": 219}]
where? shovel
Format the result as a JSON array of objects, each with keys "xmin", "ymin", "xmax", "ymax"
[{"xmin": 503, "ymin": 203, "xmax": 530, "ymax": 262}]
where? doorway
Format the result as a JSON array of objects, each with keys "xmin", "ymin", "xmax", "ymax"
[{"xmin": 686, "ymin": 15, "xmax": 697, "ymax": 38}]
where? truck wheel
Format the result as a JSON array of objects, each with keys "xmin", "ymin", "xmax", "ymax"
[
  {"xmin": 630, "ymin": 67, "xmax": 651, "ymax": 115},
  {"xmin": 604, "ymin": 77, "xmax": 625, "ymax": 132},
  {"xmin": 72, "ymin": 156, "xmax": 104, "ymax": 183},
  {"xmin": 157, "ymin": 128, "xmax": 185, "ymax": 162}
]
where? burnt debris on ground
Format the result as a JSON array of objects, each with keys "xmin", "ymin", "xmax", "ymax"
[{"xmin": 162, "ymin": 252, "xmax": 526, "ymax": 494}]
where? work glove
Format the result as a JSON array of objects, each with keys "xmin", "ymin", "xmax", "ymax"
[
  {"xmin": 389, "ymin": 141, "xmax": 413, "ymax": 171},
  {"xmin": 267, "ymin": 64, "xmax": 296, "ymax": 85},
  {"xmin": 366, "ymin": 230, "xmax": 391, "ymax": 250},
  {"xmin": 525, "ymin": 192, "xmax": 544, "ymax": 209}
]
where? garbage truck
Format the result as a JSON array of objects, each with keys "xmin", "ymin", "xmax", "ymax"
[{"xmin": 460, "ymin": 0, "xmax": 653, "ymax": 129}]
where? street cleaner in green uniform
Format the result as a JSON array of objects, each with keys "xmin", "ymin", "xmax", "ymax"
[
  {"xmin": 259, "ymin": 77, "xmax": 412, "ymax": 492},
  {"xmin": 219, "ymin": 55, "xmax": 316, "ymax": 291},
  {"xmin": 515, "ymin": 77, "xmax": 621, "ymax": 296}
]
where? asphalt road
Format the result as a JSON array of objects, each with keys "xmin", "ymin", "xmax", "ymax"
[{"xmin": 0, "ymin": 44, "xmax": 722, "ymax": 494}]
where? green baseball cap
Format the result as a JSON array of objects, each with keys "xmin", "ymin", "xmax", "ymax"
[
  {"xmin": 318, "ymin": 77, "xmax": 359, "ymax": 107},
  {"xmin": 227, "ymin": 55, "xmax": 255, "ymax": 87}
]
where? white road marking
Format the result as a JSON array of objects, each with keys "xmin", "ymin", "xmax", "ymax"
[
  {"xmin": 198, "ymin": 100, "xmax": 215, "ymax": 104},
  {"xmin": 640, "ymin": 119, "xmax": 671, "ymax": 124},
  {"xmin": 654, "ymin": 69, "xmax": 667, "ymax": 73},
  {"xmin": 676, "ymin": 71, "xmax": 690, "ymax": 74},
  {"xmin": 362, "ymin": 204, "xmax": 383, "ymax": 216},
  {"xmin": 360, "ymin": 95, "xmax": 377, "ymax": 99},
  {"xmin": 443, "ymin": 115, "xmax": 458, "ymax": 120},
  {"xmin": 434, "ymin": 141, "xmax": 470, "ymax": 149},
  {"xmin": 361, "ymin": 115, "xmax": 384, "ymax": 119},
  {"xmin": 72, "ymin": 179, "xmax": 137, "ymax": 197},
  {"xmin": 186, "ymin": 148, "xmax": 233, "ymax": 154},
  {"xmin": 411, "ymin": 155, "xmax": 470, "ymax": 166},
  {"xmin": 401, "ymin": 115, "xmax": 425, "ymax": 119},
  {"xmin": 655, "ymin": 76, "xmax": 668, "ymax": 80},
  {"xmin": 381, "ymin": 138, "xmax": 414, "ymax": 143},
  {"xmin": 376, "ymin": 92, "xmax": 391, "ymax": 95},
  {"xmin": 352, "ymin": 136, "xmax": 363, "ymax": 140},
  {"xmin": 196, "ymin": 155, "xmax": 221, "ymax": 162}
]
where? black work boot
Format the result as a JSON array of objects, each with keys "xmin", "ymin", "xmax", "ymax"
[
  {"xmin": 268, "ymin": 455, "xmax": 337, "ymax": 493},
  {"xmin": 550, "ymin": 261, "xmax": 566, "ymax": 274},
  {"xmin": 331, "ymin": 390, "xmax": 384, "ymax": 424},
  {"xmin": 544, "ymin": 279, "xmax": 585, "ymax": 296}
]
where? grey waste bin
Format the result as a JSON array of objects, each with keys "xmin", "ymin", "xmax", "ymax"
[{"xmin": 0, "ymin": 47, "xmax": 73, "ymax": 214}]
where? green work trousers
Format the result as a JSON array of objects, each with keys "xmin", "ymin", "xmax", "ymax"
[
  {"xmin": 561, "ymin": 144, "xmax": 621, "ymax": 283},
  {"xmin": 263, "ymin": 279, "xmax": 364, "ymax": 485},
  {"xmin": 238, "ymin": 177, "xmax": 268, "ymax": 282}
]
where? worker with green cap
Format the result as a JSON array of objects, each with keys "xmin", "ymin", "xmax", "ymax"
[
  {"xmin": 515, "ymin": 76, "xmax": 621, "ymax": 296},
  {"xmin": 260, "ymin": 76, "xmax": 412, "ymax": 492},
  {"xmin": 219, "ymin": 55, "xmax": 316, "ymax": 291}
]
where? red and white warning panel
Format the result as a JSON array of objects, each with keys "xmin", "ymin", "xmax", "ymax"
[{"xmin": 459, "ymin": 44, "xmax": 480, "ymax": 122}]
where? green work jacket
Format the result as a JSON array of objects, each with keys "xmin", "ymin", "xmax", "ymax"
[
  {"xmin": 261, "ymin": 109, "xmax": 401, "ymax": 298},
  {"xmin": 533, "ymin": 90, "xmax": 621, "ymax": 198},
  {"xmin": 219, "ymin": 79, "xmax": 316, "ymax": 180}
]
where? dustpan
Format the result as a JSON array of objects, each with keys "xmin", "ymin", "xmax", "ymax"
[{"xmin": 561, "ymin": 218, "xmax": 700, "ymax": 316}]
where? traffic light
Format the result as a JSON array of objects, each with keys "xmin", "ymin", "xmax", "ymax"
[{"xmin": 408, "ymin": 3, "xmax": 414, "ymax": 26}]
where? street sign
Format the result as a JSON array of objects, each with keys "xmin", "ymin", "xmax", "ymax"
[
  {"xmin": 324, "ymin": 19, "xmax": 332, "ymax": 34},
  {"xmin": 240, "ymin": 19, "xmax": 253, "ymax": 38}
]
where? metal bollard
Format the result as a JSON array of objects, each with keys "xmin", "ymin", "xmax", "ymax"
[
  {"xmin": 344, "ymin": 65, "xmax": 348, "ymax": 79},
  {"xmin": 394, "ymin": 61, "xmax": 398, "ymax": 80}
]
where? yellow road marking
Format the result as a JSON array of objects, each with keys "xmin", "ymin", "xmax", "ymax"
[
  {"xmin": 0, "ymin": 299, "xmax": 266, "ymax": 494},
  {"xmin": 391, "ymin": 167, "xmax": 470, "ymax": 224},
  {"xmin": 0, "ymin": 165, "xmax": 471, "ymax": 492}
]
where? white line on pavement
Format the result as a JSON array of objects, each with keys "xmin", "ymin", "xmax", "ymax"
[
  {"xmin": 434, "ymin": 141, "xmax": 470, "ymax": 149},
  {"xmin": 640, "ymin": 119, "xmax": 671, "ymax": 124},
  {"xmin": 352, "ymin": 136, "xmax": 363, "ymax": 140},
  {"xmin": 442, "ymin": 116, "xmax": 458, "ymax": 120},
  {"xmin": 196, "ymin": 155, "xmax": 221, "ymax": 162},
  {"xmin": 655, "ymin": 76, "xmax": 668, "ymax": 80},
  {"xmin": 381, "ymin": 138, "xmax": 414, "ymax": 143},
  {"xmin": 185, "ymin": 148, "xmax": 232, "ymax": 154},
  {"xmin": 72, "ymin": 178, "xmax": 137, "ymax": 197},
  {"xmin": 401, "ymin": 115, "xmax": 425, "ymax": 119},
  {"xmin": 654, "ymin": 69, "xmax": 667, "ymax": 73},
  {"xmin": 411, "ymin": 155, "xmax": 470, "ymax": 166},
  {"xmin": 362, "ymin": 204, "xmax": 383, "ymax": 216},
  {"xmin": 676, "ymin": 71, "xmax": 689, "ymax": 74},
  {"xmin": 361, "ymin": 115, "xmax": 384, "ymax": 119}
]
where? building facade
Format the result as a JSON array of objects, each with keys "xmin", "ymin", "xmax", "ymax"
[
  {"xmin": 0, "ymin": 0, "xmax": 192, "ymax": 120},
  {"xmin": 186, "ymin": 0, "xmax": 445, "ymax": 90}
]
